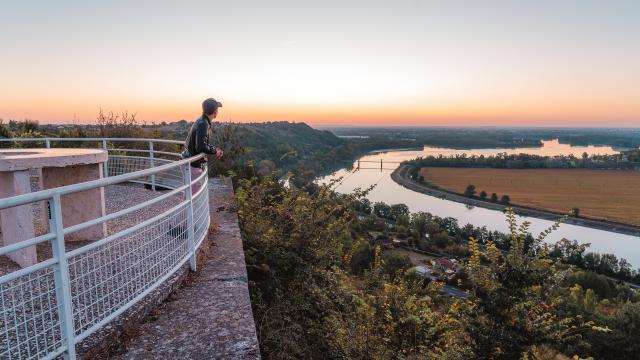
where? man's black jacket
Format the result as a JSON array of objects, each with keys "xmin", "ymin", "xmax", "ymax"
[{"xmin": 183, "ymin": 115, "xmax": 216, "ymax": 167}]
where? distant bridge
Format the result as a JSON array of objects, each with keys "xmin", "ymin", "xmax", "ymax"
[{"xmin": 353, "ymin": 159, "xmax": 403, "ymax": 171}]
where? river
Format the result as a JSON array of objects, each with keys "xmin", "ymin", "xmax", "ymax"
[{"xmin": 319, "ymin": 140, "xmax": 640, "ymax": 267}]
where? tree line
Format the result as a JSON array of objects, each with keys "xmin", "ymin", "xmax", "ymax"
[
  {"xmin": 355, "ymin": 198, "xmax": 640, "ymax": 285},
  {"xmin": 404, "ymin": 151, "xmax": 640, "ymax": 170}
]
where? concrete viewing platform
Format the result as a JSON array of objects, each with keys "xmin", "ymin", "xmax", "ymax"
[
  {"xmin": 0, "ymin": 148, "xmax": 107, "ymax": 171},
  {"xmin": 0, "ymin": 146, "xmax": 261, "ymax": 358},
  {"xmin": 0, "ymin": 148, "xmax": 108, "ymax": 267},
  {"xmin": 109, "ymin": 177, "xmax": 261, "ymax": 359}
]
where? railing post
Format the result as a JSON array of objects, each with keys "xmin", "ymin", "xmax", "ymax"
[
  {"xmin": 45, "ymin": 138, "xmax": 51, "ymax": 148},
  {"xmin": 182, "ymin": 164, "xmax": 196, "ymax": 271},
  {"xmin": 50, "ymin": 194, "xmax": 76, "ymax": 359},
  {"xmin": 149, "ymin": 141, "xmax": 156, "ymax": 191},
  {"xmin": 102, "ymin": 140, "xmax": 109, "ymax": 178}
]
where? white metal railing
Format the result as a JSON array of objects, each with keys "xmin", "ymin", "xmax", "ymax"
[{"xmin": 0, "ymin": 137, "xmax": 210, "ymax": 359}]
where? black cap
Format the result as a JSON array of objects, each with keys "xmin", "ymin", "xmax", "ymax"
[{"xmin": 202, "ymin": 98, "xmax": 223, "ymax": 115}]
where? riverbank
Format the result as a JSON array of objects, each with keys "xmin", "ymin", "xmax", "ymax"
[{"xmin": 391, "ymin": 165, "xmax": 640, "ymax": 237}]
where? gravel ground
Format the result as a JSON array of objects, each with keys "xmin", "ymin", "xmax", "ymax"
[
  {"xmin": 1, "ymin": 181, "xmax": 189, "ymax": 359},
  {"xmin": 1, "ymin": 182, "xmax": 182, "ymax": 273}
]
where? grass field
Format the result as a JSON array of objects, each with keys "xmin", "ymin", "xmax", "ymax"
[{"xmin": 419, "ymin": 167, "xmax": 640, "ymax": 226}]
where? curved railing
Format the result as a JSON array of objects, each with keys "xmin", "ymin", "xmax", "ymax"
[{"xmin": 0, "ymin": 138, "xmax": 210, "ymax": 359}]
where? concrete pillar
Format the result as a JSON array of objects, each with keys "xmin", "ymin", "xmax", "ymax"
[
  {"xmin": 0, "ymin": 170, "xmax": 38, "ymax": 267},
  {"xmin": 35, "ymin": 168, "xmax": 50, "ymax": 233},
  {"xmin": 42, "ymin": 163, "xmax": 107, "ymax": 241}
]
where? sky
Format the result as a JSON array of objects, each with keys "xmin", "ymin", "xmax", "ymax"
[{"xmin": 0, "ymin": 0, "xmax": 639, "ymax": 126}]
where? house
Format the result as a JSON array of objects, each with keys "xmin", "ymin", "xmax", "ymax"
[
  {"xmin": 412, "ymin": 265, "xmax": 442, "ymax": 282},
  {"xmin": 430, "ymin": 258, "xmax": 462, "ymax": 279}
]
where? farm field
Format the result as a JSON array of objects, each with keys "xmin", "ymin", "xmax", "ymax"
[{"xmin": 419, "ymin": 167, "xmax": 640, "ymax": 226}]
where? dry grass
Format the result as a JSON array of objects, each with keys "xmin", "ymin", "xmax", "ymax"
[{"xmin": 419, "ymin": 167, "xmax": 640, "ymax": 226}]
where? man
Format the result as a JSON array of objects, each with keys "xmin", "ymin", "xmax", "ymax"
[{"xmin": 182, "ymin": 98, "xmax": 224, "ymax": 194}]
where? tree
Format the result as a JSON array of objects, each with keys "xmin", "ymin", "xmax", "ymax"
[
  {"xmin": 583, "ymin": 252, "xmax": 601, "ymax": 271},
  {"xmin": 549, "ymin": 238, "xmax": 588, "ymax": 267},
  {"xmin": 395, "ymin": 213, "xmax": 410, "ymax": 229},
  {"xmin": 350, "ymin": 243, "xmax": 376, "ymax": 275},
  {"xmin": 96, "ymin": 109, "xmax": 143, "ymax": 138},
  {"xmin": 237, "ymin": 176, "xmax": 360, "ymax": 358},
  {"xmin": 373, "ymin": 202, "xmax": 392, "ymax": 219},
  {"xmin": 570, "ymin": 284, "xmax": 584, "ymax": 304},
  {"xmin": 584, "ymin": 288, "xmax": 598, "ymax": 312},
  {"xmin": 256, "ymin": 159, "xmax": 277, "ymax": 177},
  {"xmin": 597, "ymin": 302, "xmax": 640, "ymax": 358},
  {"xmin": 21, "ymin": 119, "xmax": 39, "ymax": 133},
  {"xmin": 490, "ymin": 193, "xmax": 498, "ymax": 202},
  {"xmin": 381, "ymin": 251, "xmax": 413, "ymax": 278},
  {"xmin": 354, "ymin": 198, "xmax": 372, "ymax": 214},
  {"xmin": 0, "ymin": 119, "xmax": 11, "ymax": 139},
  {"xmin": 617, "ymin": 258, "xmax": 633, "ymax": 280},
  {"xmin": 433, "ymin": 231, "xmax": 451, "ymax": 248},
  {"xmin": 464, "ymin": 184, "xmax": 476, "ymax": 198},
  {"xmin": 500, "ymin": 194, "xmax": 510, "ymax": 204},
  {"xmin": 598, "ymin": 254, "xmax": 620, "ymax": 276},
  {"xmin": 479, "ymin": 190, "xmax": 487, "ymax": 200},
  {"xmin": 410, "ymin": 212, "xmax": 430, "ymax": 240},
  {"xmin": 465, "ymin": 208, "xmax": 605, "ymax": 358},
  {"xmin": 389, "ymin": 203, "xmax": 409, "ymax": 221}
]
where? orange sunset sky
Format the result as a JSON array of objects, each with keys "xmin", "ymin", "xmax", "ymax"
[{"xmin": 1, "ymin": 1, "xmax": 638, "ymax": 126}]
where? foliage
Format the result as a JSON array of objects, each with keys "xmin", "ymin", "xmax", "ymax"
[
  {"xmin": 237, "ymin": 176, "xmax": 480, "ymax": 359},
  {"xmin": 329, "ymin": 126, "xmax": 640, "ymax": 150},
  {"xmin": 550, "ymin": 239, "xmax": 640, "ymax": 284},
  {"xmin": 350, "ymin": 242, "xmax": 376, "ymax": 275},
  {"xmin": 373, "ymin": 202, "xmax": 392, "ymax": 219},
  {"xmin": 381, "ymin": 251, "xmax": 413, "ymax": 278},
  {"xmin": 236, "ymin": 174, "xmax": 640, "ymax": 359},
  {"xmin": 464, "ymin": 209, "xmax": 607, "ymax": 358},
  {"xmin": 463, "ymin": 184, "xmax": 476, "ymax": 198},
  {"xmin": 207, "ymin": 122, "xmax": 251, "ymax": 178},
  {"xmin": 0, "ymin": 119, "xmax": 10, "ymax": 138},
  {"xmin": 405, "ymin": 149, "xmax": 640, "ymax": 170},
  {"xmin": 96, "ymin": 108, "xmax": 144, "ymax": 138},
  {"xmin": 237, "ymin": 175, "xmax": 358, "ymax": 358},
  {"xmin": 0, "ymin": 119, "xmax": 44, "ymax": 147}
]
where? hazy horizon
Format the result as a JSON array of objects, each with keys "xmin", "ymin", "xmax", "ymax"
[
  {"xmin": 1, "ymin": 0, "xmax": 639, "ymax": 126},
  {"xmin": 27, "ymin": 119, "xmax": 640, "ymax": 130}
]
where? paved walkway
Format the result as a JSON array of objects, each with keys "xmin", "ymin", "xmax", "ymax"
[{"xmin": 116, "ymin": 177, "xmax": 261, "ymax": 359}]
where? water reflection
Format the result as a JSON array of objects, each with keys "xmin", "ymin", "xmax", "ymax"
[{"xmin": 320, "ymin": 140, "xmax": 640, "ymax": 267}]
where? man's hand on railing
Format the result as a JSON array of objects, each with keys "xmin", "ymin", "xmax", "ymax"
[{"xmin": 205, "ymin": 144, "xmax": 223, "ymax": 159}]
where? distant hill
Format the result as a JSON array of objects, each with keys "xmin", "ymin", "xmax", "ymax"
[
  {"xmin": 228, "ymin": 121, "xmax": 344, "ymax": 166},
  {"xmin": 205, "ymin": 121, "xmax": 362, "ymax": 180}
]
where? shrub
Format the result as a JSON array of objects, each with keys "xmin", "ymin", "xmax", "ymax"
[
  {"xmin": 350, "ymin": 243, "xmax": 376, "ymax": 275},
  {"xmin": 464, "ymin": 184, "xmax": 476, "ymax": 197},
  {"xmin": 381, "ymin": 251, "xmax": 413, "ymax": 278}
]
